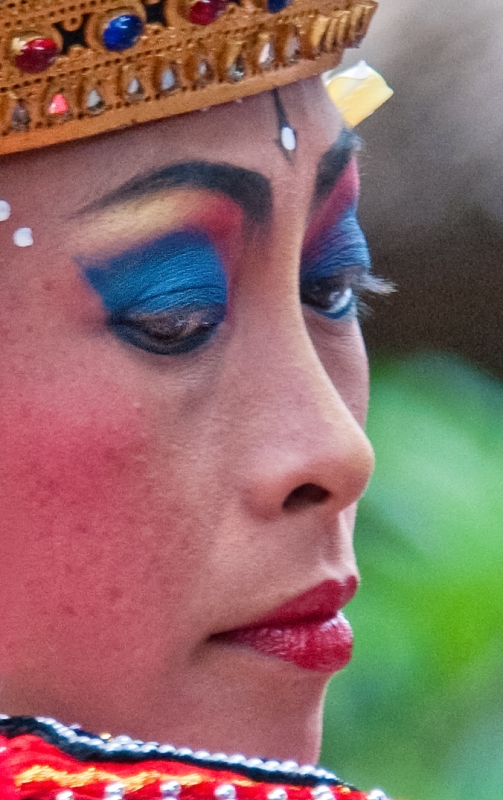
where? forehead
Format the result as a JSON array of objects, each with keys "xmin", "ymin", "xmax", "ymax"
[{"xmin": 1, "ymin": 77, "xmax": 342, "ymax": 222}]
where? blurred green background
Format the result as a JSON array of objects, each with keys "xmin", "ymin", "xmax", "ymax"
[{"xmin": 321, "ymin": 353, "xmax": 503, "ymax": 800}]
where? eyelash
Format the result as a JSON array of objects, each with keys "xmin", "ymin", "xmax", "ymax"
[
  {"xmin": 300, "ymin": 266, "xmax": 393, "ymax": 322},
  {"xmin": 299, "ymin": 205, "xmax": 394, "ymax": 322},
  {"xmin": 109, "ymin": 267, "xmax": 392, "ymax": 356},
  {"xmin": 81, "ymin": 230, "xmax": 228, "ymax": 357},
  {"xmin": 96, "ymin": 221, "xmax": 391, "ymax": 356},
  {"xmin": 109, "ymin": 303, "xmax": 226, "ymax": 356}
]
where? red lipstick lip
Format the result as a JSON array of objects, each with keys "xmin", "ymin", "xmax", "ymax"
[
  {"xmin": 213, "ymin": 578, "xmax": 358, "ymax": 674},
  {"xmin": 243, "ymin": 577, "xmax": 358, "ymax": 629}
]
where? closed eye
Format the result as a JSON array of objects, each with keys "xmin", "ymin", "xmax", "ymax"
[
  {"xmin": 109, "ymin": 303, "xmax": 225, "ymax": 355},
  {"xmin": 79, "ymin": 230, "xmax": 228, "ymax": 356}
]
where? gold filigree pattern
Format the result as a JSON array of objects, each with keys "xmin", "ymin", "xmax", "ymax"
[
  {"xmin": 15, "ymin": 765, "xmax": 256, "ymax": 791},
  {"xmin": 0, "ymin": 0, "xmax": 377, "ymax": 154}
]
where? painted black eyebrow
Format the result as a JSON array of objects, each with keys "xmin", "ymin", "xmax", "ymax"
[
  {"xmin": 76, "ymin": 160, "xmax": 273, "ymax": 225},
  {"xmin": 312, "ymin": 127, "xmax": 361, "ymax": 207},
  {"xmin": 76, "ymin": 128, "xmax": 359, "ymax": 223}
]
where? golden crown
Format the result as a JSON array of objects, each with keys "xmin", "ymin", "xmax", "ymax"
[{"xmin": 0, "ymin": 0, "xmax": 377, "ymax": 155}]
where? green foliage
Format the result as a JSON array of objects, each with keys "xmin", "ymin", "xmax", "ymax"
[{"xmin": 321, "ymin": 354, "xmax": 503, "ymax": 800}]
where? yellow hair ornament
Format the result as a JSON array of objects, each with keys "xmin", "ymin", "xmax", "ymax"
[{"xmin": 323, "ymin": 60, "xmax": 393, "ymax": 127}]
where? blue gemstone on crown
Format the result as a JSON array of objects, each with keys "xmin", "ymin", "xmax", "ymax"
[
  {"xmin": 267, "ymin": 0, "xmax": 292, "ymax": 12},
  {"xmin": 102, "ymin": 13, "xmax": 144, "ymax": 52}
]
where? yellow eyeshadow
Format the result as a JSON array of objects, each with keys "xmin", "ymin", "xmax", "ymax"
[{"xmin": 71, "ymin": 189, "xmax": 225, "ymax": 262}]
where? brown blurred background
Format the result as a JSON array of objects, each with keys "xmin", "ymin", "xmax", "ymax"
[{"xmin": 344, "ymin": 0, "xmax": 503, "ymax": 378}]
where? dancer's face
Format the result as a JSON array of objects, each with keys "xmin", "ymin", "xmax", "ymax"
[{"xmin": 0, "ymin": 78, "xmax": 374, "ymax": 763}]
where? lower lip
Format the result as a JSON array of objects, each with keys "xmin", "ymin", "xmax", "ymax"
[{"xmin": 216, "ymin": 612, "xmax": 353, "ymax": 673}]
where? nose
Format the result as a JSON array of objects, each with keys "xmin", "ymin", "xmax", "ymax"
[{"xmin": 234, "ymin": 315, "xmax": 375, "ymax": 522}]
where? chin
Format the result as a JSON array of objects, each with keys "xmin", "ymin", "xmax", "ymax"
[{"xmin": 139, "ymin": 642, "xmax": 332, "ymax": 763}]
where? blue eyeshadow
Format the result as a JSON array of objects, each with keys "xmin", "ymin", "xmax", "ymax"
[
  {"xmin": 302, "ymin": 207, "xmax": 371, "ymax": 279},
  {"xmin": 78, "ymin": 230, "xmax": 227, "ymax": 315}
]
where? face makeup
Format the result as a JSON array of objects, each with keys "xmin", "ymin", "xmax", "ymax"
[
  {"xmin": 0, "ymin": 82, "xmax": 375, "ymax": 761},
  {"xmin": 0, "ymin": 200, "xmax": 11, "ymax": 221},
  {"xmin": 212, "ymin": 578, "xmax": 357, "ymax": 673},
  {"xmin": 79, "ymin": 230, "xmax": 227, "ymax": 355},
  {"xmin": 75, "ymin": 129, "xmax": 379, "ymax": 362},
  {"xmin": 13, "ymin": 227, "xmax": 33, "ymax": 247},
  {"xmin": 0, "ymin": 200, "xmax": 33, "ymax": 248},
  {"xmin": 301, "ymin": 161, "xmax": 372, "ymax": 321}
]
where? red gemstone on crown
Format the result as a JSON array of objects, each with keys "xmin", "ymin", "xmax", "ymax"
[
  {"xmin": 48, "ymin": 93, "xmax": 69, "ymax": 115},
  {"xmin": 14, "ymin": 36, "xmax": 59, "ymax": 73},
  {"xmin": 188, "ymin": 0, "xmax": 227, "ymax": 26}
]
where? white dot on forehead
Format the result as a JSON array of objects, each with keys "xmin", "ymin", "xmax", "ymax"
[
  {"xmin": 13, "ymin": 227, "xmax": 34, "ymax": 247},
  {"xmin": 280, "ymin": 126, "xmax": 296, "ymax": 152},
  {"xmin": 0, "ymin": 200, "xmax": 11, "ymax": 221}
]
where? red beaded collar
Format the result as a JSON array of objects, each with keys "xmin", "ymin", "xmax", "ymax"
[{"xmin": 0, "ymin": 717, "xmax": 387, "ymax": 800}]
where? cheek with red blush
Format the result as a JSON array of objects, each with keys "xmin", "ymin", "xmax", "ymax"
[
  {"xmin": 0, "ymin": 375, "xmax": 155, "ymax": 650},
  {"xmin": 0, "ymin": 376, "xmax": 148, "ymax": 520}
]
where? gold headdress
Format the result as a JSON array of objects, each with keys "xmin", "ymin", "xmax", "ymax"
[{"xmin": 0, "ymin": 0, "xmax": 377, "ymax": 154}]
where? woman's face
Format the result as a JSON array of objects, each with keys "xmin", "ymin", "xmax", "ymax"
[{"xmin": 0, "ymin": 78, "xmax": 374, "ymax": 763}]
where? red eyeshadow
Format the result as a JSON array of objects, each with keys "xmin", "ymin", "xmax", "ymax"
[
  {"xmin": 303, "ymin": 159, "xmax": 360, "ymax": 253},
  {"xmin": 176, "ymin": 192, "xmax": 245, "ymax": 266}
]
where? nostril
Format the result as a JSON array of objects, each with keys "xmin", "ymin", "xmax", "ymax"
[{"xmin": 283, "ymin": 483, "xmax": 330, "ymax": 511}]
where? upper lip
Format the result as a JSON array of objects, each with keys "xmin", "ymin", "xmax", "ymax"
[{"xmin": 236, "ymin": 577, "xmax": 358, "ymax": 630}]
